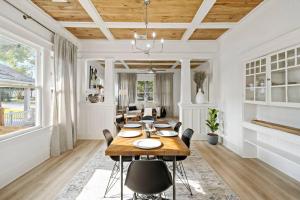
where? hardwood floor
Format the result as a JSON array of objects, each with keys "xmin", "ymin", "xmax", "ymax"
[
  {"xmin": 0, "ymin": 140, "xmax": 299, "ymax": 200},
  {"xmin": 0, "ymin": 140, "xmax": 102, "ymax": 200},
  {"xmin": 195, "ymin": 142, "xmax": 300, "ymax": 200}
]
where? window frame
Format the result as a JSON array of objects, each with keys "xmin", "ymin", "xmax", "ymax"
[
  {"xmin": 0, "ymin": 33, "xmax": 43, "ymax": 140},
  {"xmin": 136, "ymin": 80, "xmax": 154, "ymax": 102}
]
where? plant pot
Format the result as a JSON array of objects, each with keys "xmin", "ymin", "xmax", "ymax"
[
  {"xmin": 195, "ymin": 89, "xmax": 206, "ymax": 104},
  {"xmin": 207, "ymin": 133, "xmax": 218, "ymax": 145}
]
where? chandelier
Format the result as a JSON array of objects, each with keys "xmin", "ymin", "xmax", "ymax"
[{"xmin": 131, "ymin": 0, "xmax": 164, "ymax": 55}]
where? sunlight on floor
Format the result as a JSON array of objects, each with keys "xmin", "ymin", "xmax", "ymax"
[
  {"xmin": 76, "ymin": 168, "xmax": 206, "ymax": 200},
  {"xmin": 76, "ymin": 169, "xmax": 133, "ymax": 200}
]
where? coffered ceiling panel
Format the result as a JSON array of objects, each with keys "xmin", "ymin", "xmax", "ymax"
[
  {"xmin": 189, "ymin": 29, "xmax": 228, "ymax": 40},
  {"xmin": 32, "ymin": 0, "xmax": 92, "ymax": 22},
  {"xmin": 110, "ymin": 28, "xmax": 185, "ymax": 40},
  {"xmin": 91, "ymin": 0, "xmax": 204, "ymax": 22},
  {"xmin": 202, "ymin": 0, "xmax": 263, "ymax": 22},
  {"xmin": 123, "ymin": 60, "xmax": 175, "ymax": 69},
  {"xmin": 66, "ymin": 28, "xmax": 107, "ymax": 39}
]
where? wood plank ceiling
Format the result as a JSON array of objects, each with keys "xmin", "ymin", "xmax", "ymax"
[
  {"xmin": 203, "ymin": 0, "xmax": 263, "ymax": 22},
  {"xmin": 90, "ymin": 0, "xmax": 204, "ymax": 23},
  {"xmin": 31, "ymin": 0, "xmax": 92, "ymax": 22},
  {"xmin": 32, "ymin": 0, "xmax": 263, "ymax": 41}
]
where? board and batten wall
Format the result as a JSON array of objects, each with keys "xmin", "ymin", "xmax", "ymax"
[{"xmin": 218, "ymin": 0, "xmax": 300, "ymax": 180}]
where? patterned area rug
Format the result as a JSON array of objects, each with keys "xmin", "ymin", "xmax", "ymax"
[{"xmin": 56, "ymin": 143, "xmax": 239, "ymax": 200}]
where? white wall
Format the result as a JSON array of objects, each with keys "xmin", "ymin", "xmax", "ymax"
[
  {"xmin": 173, "ymin": 71, "xmax": 181, "ymax": 116},
  {"xmin": 0, "ymin": 127, "xmax": 52, "ymax": 189},
  {"xmin": 218, "ymin": 0, "xmax": 300, "ymax": 154}
]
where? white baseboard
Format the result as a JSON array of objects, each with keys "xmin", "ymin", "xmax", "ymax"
[{"xmin": 223, "ymin": 138, "xmax": 243, "ymax": 156}]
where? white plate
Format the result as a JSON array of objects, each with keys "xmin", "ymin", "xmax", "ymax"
[
  {"xmin": 118, "ymin": 131, "xmax": 141, "ymax": 138},
  {"xmin": 157, "ymin": 130, "xmax": 178, "ymax": 137},
  {"xmin": 140, "ymin": 120, "xmax": 154, "ymax": 124},
  {"xmin": 133, "ymin": 139, "xmax": 162, "ymax": 149},
  {"xmin": 154, "ymin": 124, "xmax": 172, "ymax": 128},
  {"xmin": 124, "ymin": 124, "xmax": 141, "ymax": 128}
]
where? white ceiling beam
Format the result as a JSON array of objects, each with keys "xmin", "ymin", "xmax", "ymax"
[
  {"xmin": 198, "ymin": 22, "xmax": 236, "ymax": 29},
  {"xmin": 59, "ymin": 21, "xmax": 236, "ymax": 29},
  {"xmin": 181, "ymin": 0, "xmax": 216, "ymax": 41},
  {"xmin": 78, "ymin": 0, "xmax": 114, "ymax": 40},
  {"xmin": 120, "ymin": 60, "xmax": 130, "ymax": 69},
  {"xmin": 171, "ymin": 61, "xmax": 180, "ymax": 69},
  {"xmin": 120, "ymin": 62, "xmax": 175, "ymax": 66},
  {"xmin": 106, "ymin": 22, "xmax": 189, "ymax": 29}
]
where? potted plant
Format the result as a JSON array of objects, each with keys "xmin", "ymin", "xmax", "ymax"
[{"xmin": 206, "ymin": 108, "xmax": 219, "ymax": 145}]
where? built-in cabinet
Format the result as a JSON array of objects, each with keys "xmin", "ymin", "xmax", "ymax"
[
  {"xmin": 243, "ymin": 44, "xmax": 300, "ymax": 182},
  {"xmin": 245, "ymin": 44, "xmax": 300, "ymax": 107}
]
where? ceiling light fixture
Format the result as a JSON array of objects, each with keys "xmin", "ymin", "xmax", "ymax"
[{"xmin": 131, "ymin": 0, "xmax": 164, "ymax": 55}]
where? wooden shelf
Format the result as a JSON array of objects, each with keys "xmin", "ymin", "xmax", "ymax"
[
  {"xmin": 252, "ymin": 120, "xmax": 300, "ymax": 137},
  {"xmin": 287, "ymin": 65, "xmax": 300, "ymax": 70},
  {"xmin": 244, "ymin": 139, "xmax": 300, "ymax": 165},
  {"xmin": 287, "ymin": 83, "xmax": 300, "ymax": 87},
  {"xmin": 271, "ymin": 85, "xmax": 286, "ymax": 88}
]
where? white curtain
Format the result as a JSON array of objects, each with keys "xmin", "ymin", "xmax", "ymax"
[
  {"xmin": 155, "ymin": 73, "xmax": 173, "ymax": 116},
  {"xmin": 118, "ymin": 73, "xmax": 137, "ymax": 108},
  {"xmin": 51, "ymin": 34, "xmax": 78, "ymax": 156}
]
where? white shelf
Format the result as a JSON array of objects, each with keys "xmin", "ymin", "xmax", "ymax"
[
  {"xmin": 242, "ymin": 121, "xmax": 300, "ymax": 143},
  {"xmin": 255, "ymin": 86, "xmax": 266, "ymax": 89},
  {"xmin": 271, "ymin": 85, "xmax": 286, "ymax": 87},
  {"xmin": 244, "ymin": 139, "xmax": 300, "ymax": 165},
  {"xmin": 287, "ymin": 65, "xmax": 300, "ymax": 70},
  {"xmin": 271, "ymin": 68, "xmax": 285, "ymax": 72},
  {"xmin": 287, "ymin": 83, "xmax": 300, "ymax": 87},
  {"xmin": 255, "ymin": 72, "xmax": 266, "ymax": 75}
]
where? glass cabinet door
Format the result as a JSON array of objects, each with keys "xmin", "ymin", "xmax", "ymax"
[
  {"xmin": 287, "ymin": 47, "xmax": 300, "ymax": 103},
  {"xmin": 270, "ymin": 46, "xmax": 300, "ymax": 104},
  {"xmin": 245, "ymin": 58, "xmax": 267, "ymax": 102},
  {"xmin": 255, "ymin": 58, "xmax": 267, "ymax": 102},
  {"xmin": 245, "ymin": 62, "xmax": 255, "ymax": 101}
]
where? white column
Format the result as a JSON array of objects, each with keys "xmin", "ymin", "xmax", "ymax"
[
  {"xmin": 180, "ymin": 58, "xmax": 192, "ymax": 105},
  {"xmin": 104, "ymin": 58, "xmax": 115, "ymax": 104}
]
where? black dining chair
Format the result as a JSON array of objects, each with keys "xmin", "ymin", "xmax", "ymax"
[
  {"xmin": 102, "ymin": 129, "xmax": 138, "ymax": 197},
  {"xmin": 125, "ymin": 160, "xmax": 172, "ymax": 199},
  {"xmin": 162, "ymin": 128, "xmax": 194, "ymax": 195},
  {"xmin": 114, "ymin": 122, "xmax": 122, "ymax": 133},
  {"xmin": 142, "ymin": 115, "xmax": 155, "ymax": 121},
  {"xmin": 174, "ymin": 122, "xmax": 182, "ymax": 133}
]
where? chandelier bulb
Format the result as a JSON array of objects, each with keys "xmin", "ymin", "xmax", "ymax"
[
  {"xmin": 152, "ymin": 32, "xmax": 156, "ymax": 38},
  {"xmin": 134, "ymin": 32, "xmax": 138, "ymax": 39},
  {"xmin": 146, "ymin": 43, "xmax": 151, "ymax": 49},
  {"xmin": 160, "ymin": 38, "xmax": 164, "ymax": 44},
  {"xmin": 131, "ymin": 40, "xmax": 135, "ymax": 45}
]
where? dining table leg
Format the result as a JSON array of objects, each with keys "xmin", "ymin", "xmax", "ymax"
[
  {"xmin": 120, "ymin": 155, "xmax": 123, "ymax": 200},
  {"xmin": 173, "ymin": 156, "xmax": 176, "ymax": 200}
]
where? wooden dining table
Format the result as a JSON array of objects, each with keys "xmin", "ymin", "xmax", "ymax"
[{"xmin": 105, "ymin": 124, "xmax": 190, "ymax": 200}]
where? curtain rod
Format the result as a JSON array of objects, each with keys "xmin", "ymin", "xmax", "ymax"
[{"xmin": 3, "ymin": 0, "xmax": 55, "ymax": 35}]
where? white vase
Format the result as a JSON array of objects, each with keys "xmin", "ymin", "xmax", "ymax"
[{"xmin": 196, "ymin": 89, "xmax": 206, "ymax": 104}]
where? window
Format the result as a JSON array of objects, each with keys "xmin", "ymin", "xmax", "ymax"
[
  {"xmin": 136, "ymin": 81, "xmax": 154, "ymax": 102},
  {"xmin": 0, "ymin": 34, "xmax": 40, "ymax": 136}
]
